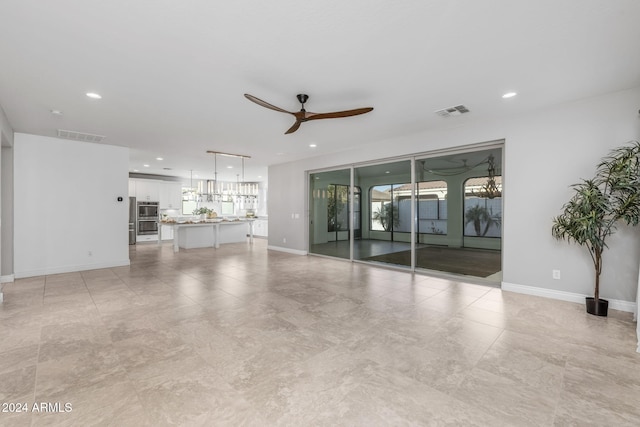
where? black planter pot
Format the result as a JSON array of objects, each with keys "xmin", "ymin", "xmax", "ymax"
[{"xmin": 585, "ymin": 297, "xmax": 609, "ymax": 316}]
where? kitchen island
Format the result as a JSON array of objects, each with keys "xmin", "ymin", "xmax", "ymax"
[{"xmin": 160, "ymin": 220, "xmax": 255, "ymax": 252}]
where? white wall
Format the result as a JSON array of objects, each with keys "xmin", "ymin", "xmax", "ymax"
[
  {"xmin": 268, "ymin": 86, "xmax": 640, "ymax": 304},
  {"xmin": 1, "ymin": 146, "xmax": 14, "ymax": 279},
  {"xmin": 268, "ymin": 161, "xmax": 307, "ymax": 251},
  {"xmin": 0, "ymin": 104, "xmax": 14, "ymax": 286},
  {"xmin": 14, "ymin": 133, "xmax": 130, "ymax": 277}
]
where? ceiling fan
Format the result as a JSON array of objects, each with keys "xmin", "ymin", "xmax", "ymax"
[{"xmin": 244, "ymin": 93, "xmax": 373, "ymax": 134}]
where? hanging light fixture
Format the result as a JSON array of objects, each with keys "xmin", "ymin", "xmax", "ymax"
[
  {"xmin": 185, "ymin": 169, "xmax": 197, "ymax": 201},
  {"xmin": 210, "ymin": 152, "xmax": 219, "ymax": 202},
  {"xmin": 473, "ymin": 154, "xmax": 502, "ymax": 199},
  {"xmin": 205, "ymin": 150, "xmax": 258, "ymax": 203},
  {"xmin": 238, "ymin": 156, "xmax": 246, "ymax": 201}
]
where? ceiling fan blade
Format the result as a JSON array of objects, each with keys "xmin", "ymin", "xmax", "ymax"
[
  {"xmin": 244, "ymin": 93, "xmax": 293, "ymax": 115},
  {"xmin": 285, "ymin": 120, "xmax": 302, "ymax": 134},
  {"xmin": 305, "ymin": 107, "xmax": 374, "ymax": 121}
]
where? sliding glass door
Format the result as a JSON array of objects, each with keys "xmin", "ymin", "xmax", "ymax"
[{"xmin": 308, "ymin": 145, "xmax": 503, "ymax": 283}]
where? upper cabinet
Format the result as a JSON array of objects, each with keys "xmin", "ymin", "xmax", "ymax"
[
  {"xmin": 160, "ymin": 182, "xmax": 182, "ymax": 209},
  {"xmin": 129, "ymin": 178, "xmax": 182, "ymax": 207},
  {"xmin": 128, "ymin": 180, "xmax": 136, "ymax": 197},
  {"xmin": 135, "ymin": 179, "xmax": 160, "ymax": 202}
]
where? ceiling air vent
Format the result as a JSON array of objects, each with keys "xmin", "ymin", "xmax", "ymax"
[
  {"xmin": 434, "ymin": 105, "xmax": 470, "ymax": 118},
  {"xmin": 57, "ymin": 129, "xmax": 106, "ymax": 143}
]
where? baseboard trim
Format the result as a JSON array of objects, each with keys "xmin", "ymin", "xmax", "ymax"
[
  {"xmin": 267, "ymin": 245, "xmax": 308, "ymax": 256},
  {"xmin": 14, "ymin": 259, "xmax": 131, "ymax": 279},
  {"xmin": 501, "ymin": 282, "xmax": 637, "ymax": 314},
  {"xmin": 0, "ymin": 274, "xmax": 15, "ymax": 283}
]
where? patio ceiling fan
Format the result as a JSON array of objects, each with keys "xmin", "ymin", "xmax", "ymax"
[{"xmin": 244, "ymin": 93, "xmax": 373, "ymax": 134}]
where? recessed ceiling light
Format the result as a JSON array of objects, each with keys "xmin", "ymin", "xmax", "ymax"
[
  {"xmin": 50, "ymin": 109, "xmax": 63, "ymax": 116},
  {"xmin": 156, "ymin": 157, "xmax": 163, "ymax": 161},
  {"xmin": 309, "ymin": 144, "xmax": 317, "ymax": 148},
  {"xmin": 143, "ymin": 164, "xmax": 150, "ymax": 167},
  {"xmin": 502, "ymin": 92, "xmax": 517, "ymax": 99},
  {"xmin": 86, "ymin": 92, "xmax": 102, "ymax": 99},
  {"xmin": 133, "ymin": 169, "xmax": 139, "ymax": 172},
  {"xmin": 385, "ymin": 171, "xmax": 390, "ymax": 174},
  {"xmin": 257, "ymin": 175, "xmax": 262, "ymax": 178},
  {"xmin": 227, "ymin": 166, "xmax": 233, "ymax": 169}
]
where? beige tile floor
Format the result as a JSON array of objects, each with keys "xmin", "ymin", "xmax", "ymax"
[{"xmin": 1, "ymin": 239, "xmax": 639, "ymax": 426}]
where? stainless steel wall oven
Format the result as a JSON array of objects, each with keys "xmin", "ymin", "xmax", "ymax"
[
  {"xmin": 137, "ymin": 201, "xmax": 159, "ymax": 235},
  {"xmin": 138, "ymin": 201, "xmax": 159, "ymax": 219},
  {"xmin": 137, "ymin": 219, "xmax": 159, "ymax": 235}
]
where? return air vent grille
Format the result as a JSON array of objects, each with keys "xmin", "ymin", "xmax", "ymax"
[
  {"xmin": 57, "ymin": 129, "xmax": 106, "ymax": 143},
  {"xmin": 434, "ymin": 105, "xmax": 470, "ymax": 117}
]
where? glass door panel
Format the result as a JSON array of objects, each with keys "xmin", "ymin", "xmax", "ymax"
[
  {"xmin": 353, "ymin": 160, "xmax": 412, "ymax": 268},
  {"xmin": 309, "ymin": 169, "xmax": 353, "ymax": 259},
  {"xmin": 416, "ymin": 148, "xmax": 502, "ymax": 281}
]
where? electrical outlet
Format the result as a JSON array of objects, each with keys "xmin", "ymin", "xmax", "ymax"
[{"xmin": 552, "ymin": 269, "xmax": 561, "ymax": 280}]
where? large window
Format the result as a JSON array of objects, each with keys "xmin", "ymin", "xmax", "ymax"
[
  {"xmin": 417, "ymin": 180, "xmax": 447, "ymax": 235},
  {"xmin": 370, "ymin": 185, "xmax": 391, "ymax": 231},
  {"xmin": 327, "ymin": 184, "xmax": 349, "ymax": 232},
  {"xmin": 463, "ymin": 176, "xmax": 502, "ymax": 237},
  {"xmin": 369, "ymin": 182, "xmax": 448, "ymax": 235},
  {"xmin": 370, "ymin": 184, "xmax": 409, "ymax": 232},
  {"xmin": 327, "ymin": 184, "xmax": 360, "ymax": 234}
]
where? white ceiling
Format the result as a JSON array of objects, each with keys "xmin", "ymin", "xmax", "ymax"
[{"xmin": 1, "ymin": 1, "xmax": 639, "ymax": 183}]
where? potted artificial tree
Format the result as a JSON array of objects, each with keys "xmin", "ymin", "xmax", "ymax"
[{"xmin": 551, "ymin": 141, "xmax": 640, "ymax": 316}]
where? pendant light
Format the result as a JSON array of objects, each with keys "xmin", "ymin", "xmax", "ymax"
[
  {"xmin": 472, "ymin": 154, "xmax": 502, "ymax": 199},
  {"xmin": 212, "ymin": 152, "xmax": 219, "ymax": 201},
  {"xmin": 186, "ymin": 169, "xmax": 196, "ymax": 201},
  {"xmin": 483, "ymin": 154, "xmax": 501, "ymax": 199}
]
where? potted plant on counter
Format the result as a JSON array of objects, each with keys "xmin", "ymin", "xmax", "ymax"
[
  {"xmin": 193, "ymin": 207, "xmax": 211, "ymax": 219},
  {"xmin": 551, "ymin": 141, "xmax": 640, "ymax": 316}
]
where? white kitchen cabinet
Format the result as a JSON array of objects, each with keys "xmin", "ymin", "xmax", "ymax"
[
  {"xmin": 160, "ymin": 182, "xmax": 182, "ymax": 209},
  {"xmin": 160, "ymin": 224, "xmax": 174, "ymax": 240},
  {"xmin": 128, "ymin": 180, "xmax": 136, "ymax": 197},
  {"xmin": 135, "ymin": 179, "xmax": 160, "ymax": 202},
  {"xmin": 253, "ymin": 219, "xmax": 268, "ymax": 237},
  {"xmin": 136, "ymin": 234, "xmax": 158, "ymax": 243}
]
